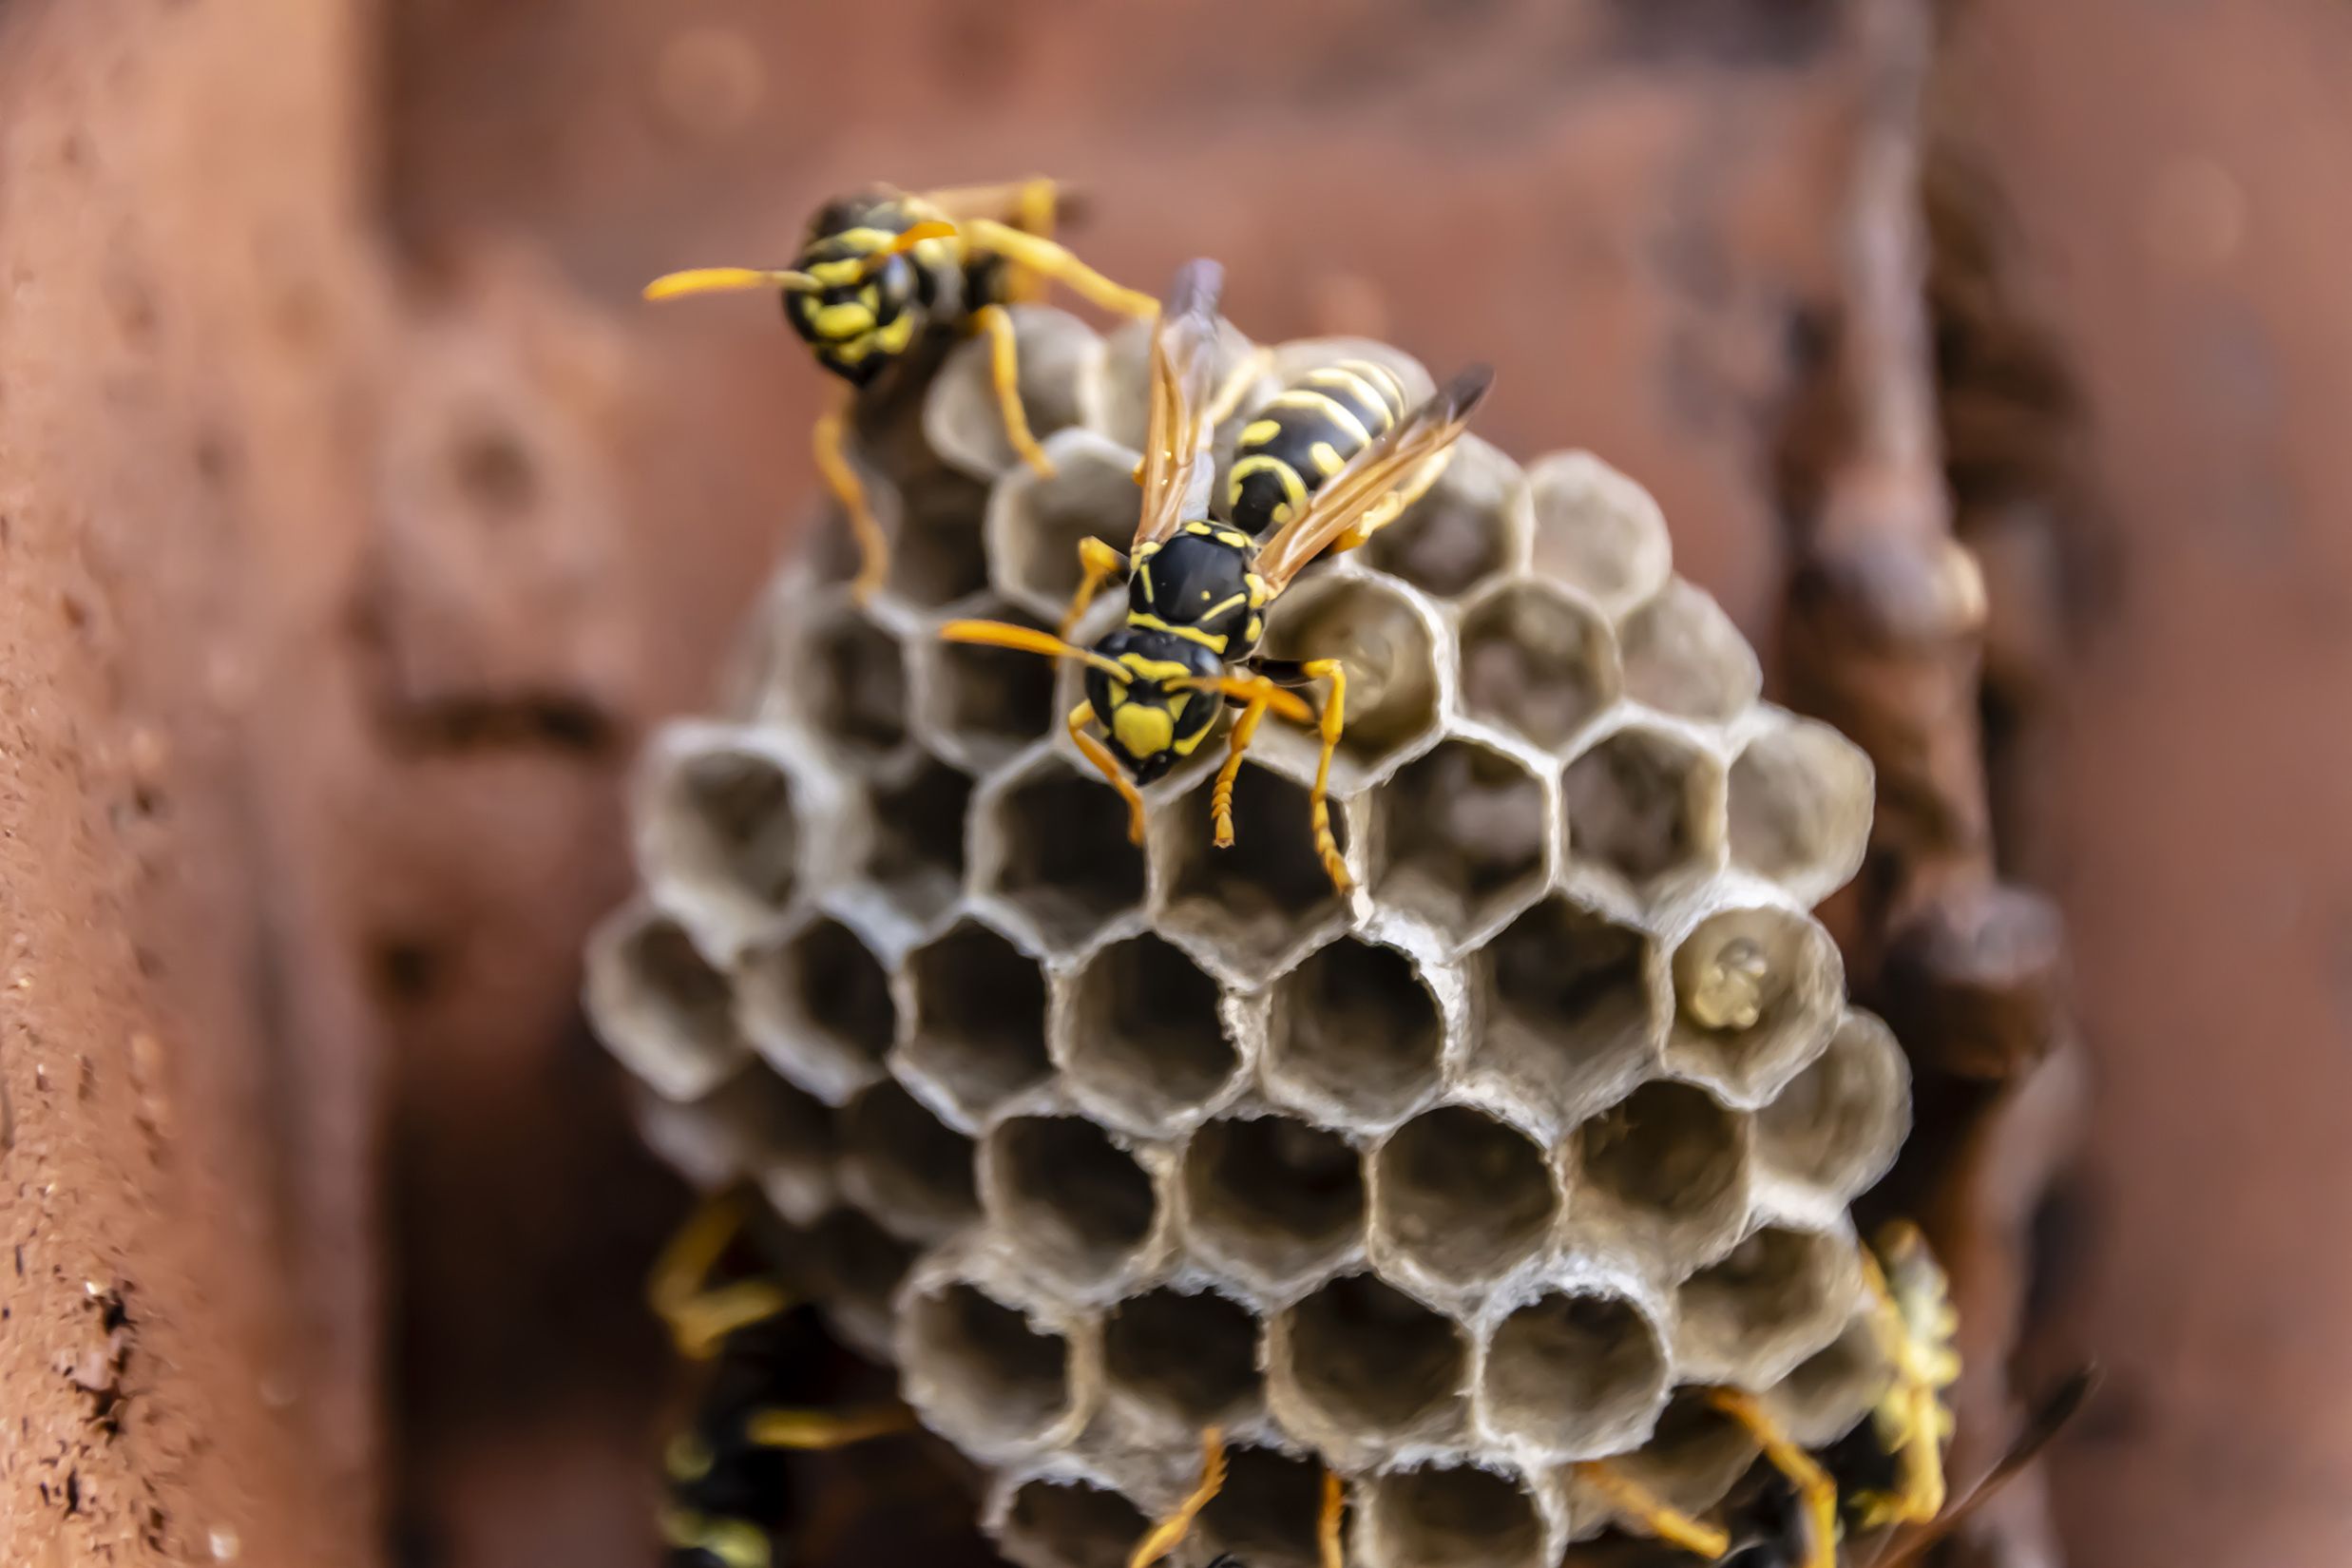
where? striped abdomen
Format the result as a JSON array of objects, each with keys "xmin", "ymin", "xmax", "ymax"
[
  {"xmin": 785, "ymin": 192, "xmax": 966, "ymax": 386},
  {"xmin": 1225, "ymin": 358, "xmax": 1410, "ymax": 537}
]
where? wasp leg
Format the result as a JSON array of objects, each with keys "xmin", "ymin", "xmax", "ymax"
[
  {"xmin": 1129, "ymin": 1426, "xmax": 1228, "ymax": 1568},
  {"xmin": 962, "ymin": 218, "xmax": 1158, "ymax": 319},
  {"xmin": 1068, "ymin": 701, "xmax": 1148, "ymax": 846},
  {"xmin": 921, "ymin": 178, "xmax": 1062, "ymax": 296},
  {"xmin": 1061, "ymin": 536, "xmax": 1131, "ymax": 638},
  {"xmin": 1298, "ymin": 659, "xmax": 1352, "ymax": 893},
  {"xmin": 1209, "ymin": 680, "xmax": 1280, "ymax": 850},
  {"xmin": 1204, "ymin": 345, "xmax": 1275, "ymax": 428},
  {"xmin": 744, "ymin": 1403, "xmax": 918, "ymax": 1449},
  {"xmin": 646, "ymin": 1192, "xmax": 793, "ymax": 1361},
  {"xmin": 972, "ymin": 302, "xmax": 1057, "ymax": 481},
  {"xmin": 1317, "ymin": 1469, "xmax": 1347, "ymax": 1568},
  {"xmin": 1573, "ymin": 1463, "xmax": 1731, "ymax": 1558},
  {"xmin": 1326, "ymin": 448, "xmax": 1453, "ymax": 556},
  {"xmin": 1857, "ymin": 1245, "xmax": 1956, "ymax": 1525},
  {"xmin": 813, "ymin": 398, "xmax": 891, "ymax": 606},
  {"xmin": 1709, "ymin": 1389, "xmax": 1838, "ymax": 1568}
]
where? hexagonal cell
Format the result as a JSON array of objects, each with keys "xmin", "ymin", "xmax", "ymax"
[
  {"xmin": 998, "ymin": 1477, "xmax": 1149, "ymax": 1568},
  {"xmin": 1458, "ymin": 581, "xmax": 1619, "ymax": 753},
  {"xmin": 1673, "ymin": 1225, "xmax": 1858, "ymax": 1383},
  {"xmin": 1571, "ymin": 1081, "xmax": 1751, "ymax": 1267},
  {"xmin": 1266, "ymin": 938, "xmax": 1444, "ymax": 1127},
  {"xmin": 1156, "ymin": 762, "xmax": 1349, "ymax": 985},
  {"xmin": 901, "ymin": 1279, "xmax": 1080, "ymax": 1456},
  {"xmin": 838, "ymin": 1079, "xmax": 979, "ymax": 1243},
  {"xmin": 1370, "ymin": 738, "xmax": 1550, "ymax": 947},
  {"xmin": 1480, "ymin": 1291, "xmax": 1668, "ymax": 1460},
  {"xmin": 1616, "ymin": 580, "xmax": 1761, "ymax": 724},
  {"xmin": 1058, "ymin": 934, "xmax": 1239, "ymax": 1137},
  {"xmin": 1595, "ymin": 1388, "xmax": 1758, "ymax": 1519},
  {"xmin": 1361, "ymin": 432, "xmax": 1525, "ymax": 600},
  {"xmin": 862, "ymin": 755, "xmax": 971, "ymax": 925},
  {"xmin": 1753, "ymin": 1010, "xmax": 1909, "ymax": 1201},
  {"xmin": 1180, "ymin": 1114, "xmax": 1366, "ymax": 1292},
  {"xmin": 641, "ymin": 736, "xmax": 807, "ymax": 931},
  {"xmin": 926, "ymin": 304, "xmax": 1104, "ymax": 480},
  {"xmin": 1372, "ymin": 1107, "xmax": 1557, "ymax": 1286},
  {"xmin": 1274, "ymin": 1273, "xmax": 1467, "ymax": 1450},
  {"xmin": 799, "ymin": 605, "xmax": 909, "ymax": 764},
  {"xmin": 900, "ymin": 920, "xmax": 1052, "ymax": 1122},
  {"xmin": 1256, "ymin": 574, "xmax": 1444, "ymax": 787},
  {"xmin": 808, "ymin": 1205, "xmax": 919, "ymax": 1359},
  {"xmin": 1726, "ymin": 715, "xmax": 1874, "ymax": 904},
  {"xmin": 983, "ymin": 1116, "xmax": 1158, "ymax": 1291},
  {"xmin": 735, "ymin": 917, "xmax": 895, "ymax": 1104},
  {"xmin": 631, "ymin": 1063, "xmax": 835, "ymax": 1226},
  {"xmin": 1197, "ymin": 1444, "xmax": 1329, "ymax": 1568},
  {"xmin": 1475, "ymin": 898, "xmax": 1661, "ymax": 1131},
  {"xmin": 915, "ymin": 602, "xmax": 1059, "ymax": 773},
  {"xmin": 1561, "ymin": 724, "xmax": 1726, "ymax": 895},
  {"xmin": 985, "ymin": 429, "xmax": 1148, "ymax": 622},
  {"xmin": 1363, "ymin": 1464, "xmax": 1546, "ymax": 1568},
  {"xmin": 1101, "ymin": 1286, "xmax": 1262, "ymax": 1431},
  {"xmin": 871, "ymin": 467, "xmax": 995, "ymax": 609},
  {"xmin": 1765, "ymin": 1310, "xmax": 1893, "ymax": 1447},
  {"xmin": 1524, "ymin": 451, "xmax": 1673, "ymax": 620},
  {"xmin": 978, "ymin": 754, "xmax": 1147, "ymax": 952},
  {"xmin": 586, "ymin": 908, "xmax": 746, "ymax": 1100},
  {"xmin": 1665, "ymin": 907, "xmax": 1844, "ymax": 1106}
]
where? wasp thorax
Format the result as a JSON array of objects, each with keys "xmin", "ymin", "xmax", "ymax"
[{"xmin": 1129, "ymin": 524, "xmax": 1271, "ymax": 661}]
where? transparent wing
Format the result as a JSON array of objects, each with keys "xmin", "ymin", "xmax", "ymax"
[{"xmin": 1135, "ymin": 258, "xmax": 1227, "ymax": 549}]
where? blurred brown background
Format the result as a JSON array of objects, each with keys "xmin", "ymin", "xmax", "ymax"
[{"xmin": 3, "ymin": 2, "xmax": 2349, "ymax": 1568}]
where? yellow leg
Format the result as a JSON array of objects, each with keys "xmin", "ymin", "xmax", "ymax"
[
  {"xmin": 1860, "ymin": 1247, "xmax": 1952, "ymax": 1523},
  {"xmin": 1574, "ymin": 1463, "xmax": 1730, "ymax": 1558},
  {"xmin": 1061, "ymin": 536, "xmax": 1129, "ymax": 638},
  {"xmin": 647, "ymin": 1193, "xmax": 793, "ymax": 1361},
  {"xmin": 1300, "ymin": 660, "xmax": 1351, "ymax": 893},
  {"xmin": 1204, "ymin": 346, "xmax": 1274, "ymax": 428},
  {"xmin": 922, "ymin": 178, "xmax": 1061, "ymax": 301},
  {"xmin": 964, "ymin": 218, "xmax": 1158, "ymax": 318},
  {"xmin": 1710, "ymin": 1389, "xmax": 1838, "ymax": 1568},
  {"xmin": 1129, "ymin": 1426, "xmax": 1228, "ymax": 1568},
  {"xmin": 1210, "ymin": 690, "xmax": 1275, "ymax": 850},
  {"xmin": 975, "ymin": 303, "xmax": 1056, "ymax": 480},
  {"xmin": 1069, "ymin": 701, "xmax": 1148, "ymax": 846},
  {"xmin": 744, "ymin": 1403, "xmax": 917, "ymax": 1449},
  {"xmin": 814, "ymin": 402, "xmax": 889, "ymax": 606},
  {"xmin": 1327, "ymin": 449, "xmax": 1452, "ymax": 555},
  {"xmin": 1317, "ymin": 1470, "xmax": 1346, "ymax": 1568}
]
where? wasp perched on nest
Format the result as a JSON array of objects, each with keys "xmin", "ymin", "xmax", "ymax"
[
  {"xmin": 645, "ymin": 180, "xmax": 1157, "ymax": 602},
  {"xmin": 940, "ymin": 258, "xmax": 1491, "ymax": 892}
]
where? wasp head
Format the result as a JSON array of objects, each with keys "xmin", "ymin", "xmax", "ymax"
[{"xmin": 1084, "ymin": 626, "xmax": 1225, "ymax": 783}]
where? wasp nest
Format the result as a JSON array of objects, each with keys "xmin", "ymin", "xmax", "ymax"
[{"xmin": 588, "ymin": 305, "xmax": 1906, "ymax": 1568}]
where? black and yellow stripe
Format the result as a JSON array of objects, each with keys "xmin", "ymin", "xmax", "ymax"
[
  {"xmin": 1225, "ymin": 358, "xmax": 1410, "ymax": 537},
  {"xmin": 781, "ymin": 192, "xmax": 968, "ymax": 385}
]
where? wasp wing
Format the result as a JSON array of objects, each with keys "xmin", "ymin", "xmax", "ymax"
[{"xmin": 1135, "ymin": 258, "xmax": 1227, "ymax": 549}]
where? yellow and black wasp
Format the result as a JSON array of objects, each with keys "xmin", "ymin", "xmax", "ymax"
[
  {"xmin": 939, "ymin": 259, "xmax": 1492, "ymax": 892},
  {"xmin": 646, "ymin": 1192, "xmax": 914, "ymax": 1568},
  {"xmin": 644, "ymin": 180, "xmax": 1157, "ymax": 602}
]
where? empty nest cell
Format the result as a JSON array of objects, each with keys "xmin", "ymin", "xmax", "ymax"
[
  {"xmin": 901, "ymin": 920, "xmax": 1052, "ymax": 1121},
  {"xmin": 878, "ymin": 466, "xmax": 996, "ymax": 607},
  {"xmin": 1180, "ymin": 1114, "xmax": 1366, "ymax": 1291},
  {"xmin": 999, "ymin": 1478, "xmax": 1149, "ymax": 1568},
  {"xmin": 1197, "ymin": 1444, "xmax": 1329, "ymax": 1568},
  {"xmin": 984, "ymin": 1115, "xmax": 1159, "ymax": 1291},
  {"xmin": 1600, "ymin": 1387, "xmax": 1759, "ymax": 1520},
  {"xmin": 917, "ymin": 602, "xmax": 1059, "ymax": 773},
  {"xmin": 862, "ymin": 755, "xmax": 971, "ymax": 925},
  {"xmin": 1060, "ymin": 934, "xmax": 1238, "ymax": 1135},
  {"xmin": 590, "ymin": 908, "xmax": 745, "ymax": 1100},
  {"xmin": 1615, "ymin": 580, "xmax": 1761, "ymax": 724},
  {"xmin": 1458, "ymin": 580, "xmax": 1619, "ymax": 753},
  {"xmin": 807, "ymin": 1205, "xmax": 919, "ymax": 1359},
  {"xmin": 735, "ymin": 916, "xmax": 895, "ymax": 1104},
  {"xmin": 1666, "ymin": 907, "xmax": 1842, "ymax": 1105},
  {"xmin": 1572, "ymin": 1081, "xmax": 1750, "ymax": 1266},
  {"xmin": 1364, "ymin": 1464, "xmax": 1546, "ymax": 1568},
  {"xmin": 1752, "ymin": 1009, "xmax": 1908, "ymax": 1200},
  {"xmin": 902, "ymin": 1280, "xmax": 1080, "ymax": 1455},
  {"xmin": 1358, "ymin": 432, "xmax": 1523, "ymax": 600},
  {"xmin": 1370, "ymin": 737, "xmax": 1550, "ymax": 946},
  {"xmin": 1278, "ymin": 1273, "xmax": 1468, "ymax": 1447},
  {"xmin": 927, "ymin": 305, "xmax": 1101, "ymax": 479},
  {"xmin": 985, "ymin": 430, "xmax": 1150, "ymax": 621},
  {"xmin": 980, "ymin": 754, "xmax": 1148, "ymax": 952},
  {"xmin": 1673, "ymin": 1225, "xmax": 1855, "ymax": 1383},
  {"xmin": 1726, "ymin": 715, "xmax": 1873, "ymax": 902},
  {"xmin": 838, "ymin": 1079, "xmax": 980, "ymax": 1243},
  {"xmin": 1561, "ymin": 723, "xmax": 1726, "ymax": 894},
  {"xmin": 1157, "ymin": 762, "xmax": 1349, "ymax": 984},
  {"xmin": 643, "ymin": 737, "xmax": 804, "ymax": 926},
  {"xmin": 799, "ymin": 605, "xmax": 909, "ymax": 763},
  {"xmin": 632, "ymin": 1063, "xmax": 835, "ymax": 1225},
  {"xmin": 1476, "ymin": 897, "xmax": 1661, "ymax": 1129},
  {"xmin": 1256, "ymin": 574, "xmax": 1443, "ymax": 784},
  {"xmin": 1100, "ymin": 1286, "xmax": 1263, "ymax": 1430},
  {"xmin": 1266, "ymin": 938, "xmax": 1444, "ymax": 1126},
  {"xmin": 1767, "ymin": 1311, "xmax": 1893, "ymax": 1446},
  {"xmin": 1480, "ymin": 1290, "xmax": 1668, "ymax": 1459},
  {"xmin": 1524, "ymin": 452, "xmax": 1673, "ymax": 619},
  {"xmin": 1372, "ymin": 1106, "xmax": 1557, "ymax": 1286}
]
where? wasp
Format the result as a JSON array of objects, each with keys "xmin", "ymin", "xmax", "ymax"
[
  {"xmin": 647, "ymin": 1193, "xmax": 914, "ymax": 1568},
  {"xmin": 940, "ymin": 259, "xmax": 1492, "ymax": 893},
  {"xmin": 644, "ymin": 180, "xmax": 1157, "ymax": 603}
]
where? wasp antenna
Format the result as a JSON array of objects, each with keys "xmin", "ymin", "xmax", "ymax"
[
  {"xmin": 643, "ymin": 266, "xmax": 817, "ymax": 301},
  {"xmin": 938, "ymin": 619, "xmax": 1131, "ymax": 684},
  {"xmin": 854, "ymin": 220, "xmax": 961, "ymax": 279}
]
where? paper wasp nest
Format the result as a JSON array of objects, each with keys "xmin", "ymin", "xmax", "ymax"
[{"xmin": 588, "ymin": 306, "xmax": 1908, "ymax": 1568}]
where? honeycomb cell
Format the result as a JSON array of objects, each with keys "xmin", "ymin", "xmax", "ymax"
[
  {"xmin": 998, "ymin": 1477, "xmax": 1149, "ymax": 1568},
  {"xmin": 1570, "ymin": 1081, "xmax": 1751, "ymax": 1270},
  {"xmin": 1272, "ymin": 1273, "xmax": 1468, "ymax": 1457},
  {"xmin": 985, "ymin": 430, "xmax": 1148, "ymax": 623},
  {"xmin": 1458, "ymin": 580, "xmax": 1619, "ymax": 753},
  {"xmin": 976, "ymin": 753, "xmax": 1147, "ymax": 953},
  {"xmin": 809, "ymin": 1205, "xmax": 919, "ymax": 1361},
  {"xmin": 639, "ymin": 732, "xmax": 810, "ymax": 937},
  {"xmin": 1561, "ymin": 724, "xmax": 1727, "ymax": 897},
  {"xmin": 926, "ymin": 305, "xmax": 1104, "ymax": 480},
  {"xmin": 1180, "ymin": 1114, "xmax": 1366, "ymax": 1295},
  {"xmin": 1753, "ymin": 1010, "xmax": 1909, "ymax": 1202},
  {"xmin": 1372, "ymin": 1106, "xmax": 1557, "ymax": 1289},
  {"xmin": 1586, "ymin": 1388, "xmax": 1757, "ymax": 1520},
  {"xmin": 900, "ymin": 920, "xmax": 1052, "ymax": 1123},
  {"xmin": 915, "ymin": 600, "xmax": 1059, "ymax": 773},
  {"xmin": 1525, "ymin": 451, "xmax": 1673, "ymax": 619},
  {"xmin": 1369, "ymin": 737, "xmax": 1551, "ymax": 947},
  {"xmin": 1473, "ymin": 898, "xmax": 1661, "ymax": 1132},
  {"xmin": 1616, "ymin": 580, "xmax": 1761, "ymax": 724},
  {"xmin": 1479, "ymin": 1291, "xmax": 1668, "ymax": 1460},
  {"xmin": 631, "ymin": 1063, "xmax": 835, "ymax": 1226},
  {"xmin": 1765, "ymin": 1310, "xmax": 1892, "ymax": 1446},
  {"xmin": 1255, "ymin": 574, "xmax": 1444, "ymax": 788},
  {"xmin": 901, "ymin": 1278, "xmax": 1084, "ymax": 1458},
  {"xmin": 1363, "ymin": 1464, "xmax": 1546, "ymax": 1568},
  {"xmin": 1673, "ymin": 1225, "xmax": 1859, "ymax": 1384},
  {"xmin": 838, "ymin": 1079, "xmax": 979, "ymax": 1243},
  {"xmin": 1100, "ymin": 1286, "xmax": 1262, "ymax": 1432},
  {"xmin": 983, "ymin": 1116, "xmax": 1159, "ymax": 1293},
  {"xmin": 879, "ymin": 468, "xmax": 995, "ymax": 609},
  {"xmin": 1665, "ymin": 906, "xmax": 1844, "ymax": 1106},
  {"xmin": 1057, "ymin": 934, "xmax": 1240, "ymax": 1138},
  {"xmin": 862, "ymin": 755, "xmax": 971, "ymax": 926},
  {"xmin": 1727, "ymin": 713, "xmax": 1874, "ymax": 905},
  {"xmin": 735, "ymin": 917, "xmax": 894, "ymax": 1105},
  {"xmin": 1266, "ymin": 938, "xmax": 1444, "ymax": 1127},
  {"xmin": 1361, "ymin": 432, "xmax": 1527, "ymax": 600},
  {"xmin": 1156, "ymin": 762, "xmax": 1350, "ymax": 985},
  {"xmin": 586, "ymin": 907, "xmax": 746, "ymax": 1100},
  {"xmin": 1198, "ymin": 1444, "xmax": 1329, "ymax": 1568},
  {"xmin": 799, "ymin": 605, "xmax": 910, "ymax": 765}
]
